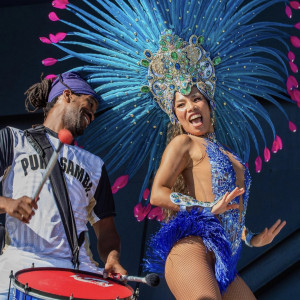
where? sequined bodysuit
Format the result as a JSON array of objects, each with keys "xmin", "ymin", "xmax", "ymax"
[{"xmin": 182, "ymin": 137, "xmax": 251, "ymax": 259}]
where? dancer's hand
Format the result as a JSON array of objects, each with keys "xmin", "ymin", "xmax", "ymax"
[
  {"xmin": 251, "ymin": 219, "xmax": 286, "ymax": 247},
  {"xmin": 211, "ymin": 187, "xmax": 244, "ymax": 215}
]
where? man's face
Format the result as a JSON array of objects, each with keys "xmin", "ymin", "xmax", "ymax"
[{"xmin": 63, "ymin": 94, "xmax": 98, "ymax": 137}]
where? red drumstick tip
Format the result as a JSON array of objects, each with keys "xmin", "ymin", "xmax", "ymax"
[{"xmin": 58, "ymin": 129, "xmax": 73, "ymax": 145}]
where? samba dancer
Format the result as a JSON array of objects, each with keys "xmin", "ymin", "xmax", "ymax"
[
  {"xmin": 40, "ymin": 0, "xmax": 299, "ymax": 298},
  {"xmin": 0, "ymin": 72, "xmax": 127, "ymax": 299}
]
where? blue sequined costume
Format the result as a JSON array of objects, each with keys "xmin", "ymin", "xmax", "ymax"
[{"xmin": 144, "ymin": 138, "xmax": 251, "ymax": 293}]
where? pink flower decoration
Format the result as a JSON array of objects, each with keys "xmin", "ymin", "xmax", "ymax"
[
  {"xmin": 263, "ymin": 147, "xmax": 271, "ymax": 162},
  {"xmin": 42, "ymin": 58, "xmax": 57, "ymax": 66},
  {"xmin": 275, "ymin": 135, "xmax": 283, "ymax": 150},
  {"xmin": 111, "ymin": 175, "xmax": 129, "ymax": 194},
  {"xmin": 271, "ymin": 140, "xmax": 279, "ymax": 153},
  {"xmin": 285, "ymin": 5, "xmax": 293, "ymax": 18},
  {"xmin": 52, "ymin": 0, "xmax": 69, "ymax": 9},
  {"xmin": 245, "ymin": 162, "xmax": 249, "ymax": 168},
  {"xmin": 147, "ymin": 207, "xmax": 165, "ymax": 222},
  {"xmin": 289, "ymin": 61, "xmax": 299, "ymax": 73},
  {"xmin": 293, "ymin": 89, "xmax": 300, "ymax": 102},
  {"xmin": 295, "ymin": 22, "xmax": 300, "ymax": 30},
  {"xmin": 255, "ymin": 156, "xmax": 262, "ymax": 173},
  {"xmin": 45, "ymin": 74, "xmax": 57, "ymax": 80},
  {"xmin": 290, "ymin": 75, "xmax": 299, "ymax": 88},
  {"xmin": 287, "ymin": 75, "xmax": 299, "ymax": 91},
  {"xmin": 133, "ymin": 203, "xmax": 152, "ymax": 222},
  {"xmin": 39, "ymin": 37, "xmax": 52, "ymax": 44},
  {"xmin": 49, "ymin": 32, "xmax": 67, "ymax": 43},
  {"xmin": 288, "ymin": 51, "xmax": 296, "ymax": 62},
  {"xmin": 289, "ymin": 121, "xmax": 297, "ymax": 132},
  {"xmin": 291, "ymin": 36, "xmax": 300, "ymax": 48},
  {"xmin": 143, "ymin": 188, "xmax": 150, "ymax": 200},
  {"xmin": 290, "ymin": 1, "xmax": 300, "ymax": 9},
  {"xmin": 49, "ymin": 12, "xmax": 60, "ymax": 21},
  {"xmin": 287, "ymin": 88, "xmax": 295, "ymax": 100}
]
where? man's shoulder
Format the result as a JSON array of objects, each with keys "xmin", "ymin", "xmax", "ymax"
[
  {"xmin": 3, "ymin": 126, "xmax": 24, "ymax": 136},
  {"xmin": 73, "ymin": 145, "xmax": 105, "ymax": 167}
]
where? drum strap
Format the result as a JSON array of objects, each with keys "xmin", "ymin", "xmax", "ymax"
[{"xmin": 24, "ymin": 125, "xmax": 84, "ymax": 269}]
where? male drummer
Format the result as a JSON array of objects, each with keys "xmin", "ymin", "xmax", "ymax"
[{"xmin": 0, "ymin": 72, "xmax": 127, "ymax": 299}]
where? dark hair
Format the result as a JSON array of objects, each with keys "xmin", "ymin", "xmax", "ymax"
[{"xmin": 24, "ymin": 76, "xmax": 59, "ymax": 118}]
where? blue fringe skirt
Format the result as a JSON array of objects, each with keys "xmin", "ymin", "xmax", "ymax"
[{"xmin": 143, "ymin": 208, "xmax": 237, "ymax": 293}]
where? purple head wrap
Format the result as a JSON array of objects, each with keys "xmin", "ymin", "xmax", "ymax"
[{"xmin": 48, "ymin": 72, "xmax": 100, "ymax": 102}]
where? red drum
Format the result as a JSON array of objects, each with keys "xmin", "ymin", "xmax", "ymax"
[{"xmin": 13, "ymin": 267, "xmax": 134, "ymax": 300}]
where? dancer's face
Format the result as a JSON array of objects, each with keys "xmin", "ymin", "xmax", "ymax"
[{"xmin": 174, "ymin": 85, "xmax": 213, "ymax": 136}]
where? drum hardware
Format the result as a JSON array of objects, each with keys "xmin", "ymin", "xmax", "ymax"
[
  {"xmin": 7, "ymin": 270, "xmax": 13, "ymax": 300},
  {"xmin": 70, "ymin": 293, "xmax": 74, "ymax": 299},
  {"xmin": 131, "ymin": 288, "xmax": 139, "ymax": 300},
  {"xmin": 24, "ymin": 283, "xmax": 30, "ymax": 300}
]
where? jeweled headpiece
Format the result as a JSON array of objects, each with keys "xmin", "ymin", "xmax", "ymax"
[
  {"xmin": 41, "ymin": 0, "xmax": 299, "ymax": 205},
  {"xmin": 141, "ymin": 30, "xmax": 219, "ymax": 123}
]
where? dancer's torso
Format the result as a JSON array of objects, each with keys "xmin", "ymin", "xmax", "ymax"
[{"xmin": 182, "ymin": 136, "xmax": 251, "ymax": 256}]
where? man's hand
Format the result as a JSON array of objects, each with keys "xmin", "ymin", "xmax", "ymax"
[
  {"xmin": 4, "ymin": 196, "xmax": 37, "ymax": 224},
  {"xmin": 93, "ymin": 217, "xmax": 127, "ymax": 279},
  {"xmin": 103, "ymin": 250, "xmax": 127, "ymax": 279},
  {"xmin": 251, "ymin": 219, "xmax": 286, "ymax": 247},
  {"xmin": 211, "ymin": 187, "xmax": 244, "ymax": 215}
]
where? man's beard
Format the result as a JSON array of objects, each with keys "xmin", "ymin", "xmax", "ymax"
[{"xmin": 63, "ymin": 110, "xmax": 86, "ymax": 138}]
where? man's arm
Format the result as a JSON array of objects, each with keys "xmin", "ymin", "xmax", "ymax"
[
  {"xmin": 91, "ymin": 164, "xmax": 127, "ymax": 277},
  {"xmin": 0, "ymin": 127, "xmax": 37, "ymax": 220},
  {"xmin": 93, "ymin": 217, "xmax": 127, "ymax": 277}
]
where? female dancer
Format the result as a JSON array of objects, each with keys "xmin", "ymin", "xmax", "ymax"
[
  {"xmin": 41, "ymin": 0, "xmax": 298, "ymax": 298},
  {"xmin": 147, "ymin": 85, "xmax": 286, "ymax": 299}
]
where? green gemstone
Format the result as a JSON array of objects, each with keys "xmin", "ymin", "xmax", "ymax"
[
  {"xmin": 176, "ymin": 42, "xmax": 182, "ymax": 49},
  {"xmin": 161, "ymin": 47, "xmax": 168, "ymax": 51},
  {"xmin": 185, "ymin": 85, "xmax": 191, "ymax": 94},
  {"xmin": 141, "ymin": 59, "xmax": 150, "ymax": 67},
  {"xmin": 159, "ymin": 40, "xmax": 166, "ymax": 46},
  {"xmin": 201, "ymin": 65, "xmax": 206, "ymax": 71},
  {"xmin": 165, "ymin": 74, "xmax": 173, "ymax": 79},
  {"xmin": 189, "ymin": 67, "xmax": 195, "ymax": 72},
  {"xmin": 213, "ymin": 56, "xmax": 222, "ymax": 65},
  {"xmin": 198, "ymin": 36, "xmax": 205, "ymax": 44},
  {"xmin": 181, "ymin": 89, "xmax": 187, "ymax": 95},
  {"xmin": 179, "ymin": 75, "xmax": 185, "ymax": 81},
  {"xmin": 171, "ymin": 52, "xmax": 178, "ymax": 60},
  {"xmin": 141, "ymin": 86, "xmax": 150, "ymax": 93}
]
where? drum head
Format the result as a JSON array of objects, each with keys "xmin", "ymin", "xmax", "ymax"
[{"xmin": 14, "ymin": 267, "xmax": 133, "ymax": 300}]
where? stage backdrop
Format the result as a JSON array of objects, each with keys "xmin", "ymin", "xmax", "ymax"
[{"xmin": 0, "ymin": 1, "xmax": 299, "ymax": 299}]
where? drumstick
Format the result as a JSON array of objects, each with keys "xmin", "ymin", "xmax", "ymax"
[
  {"xmin": 99, "ymin": 269, "xmax": 160, "ymax": 287},
  {"xmin": 32, "ymin": 129, "xmax": 73, "ymax": 202},
  {"xmin": 121, "ymin": 273, "xmax": 160, "ymax": 287}
]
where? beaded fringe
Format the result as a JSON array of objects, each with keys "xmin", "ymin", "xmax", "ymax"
[{"xmin": 143, "ymin": 208, "xmax": 237, "ymax": 293}]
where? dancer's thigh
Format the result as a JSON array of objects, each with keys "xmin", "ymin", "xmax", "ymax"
[
  {"xmin": 222, "ymin": 275, "xmax": 256, "ymax": 300},
  {"xmin": 165, "ymin": 236, "xmax": 222, "ymax": 300}
]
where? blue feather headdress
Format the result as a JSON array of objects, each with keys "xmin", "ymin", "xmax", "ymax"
[{"xmin": 41, "ymin": 0, "xmax": 300, "ymax": 207}]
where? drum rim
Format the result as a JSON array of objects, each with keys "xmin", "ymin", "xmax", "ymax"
[{"xmin": 13, "ymin": 267, "xmax": 134, "ymax": 300}]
